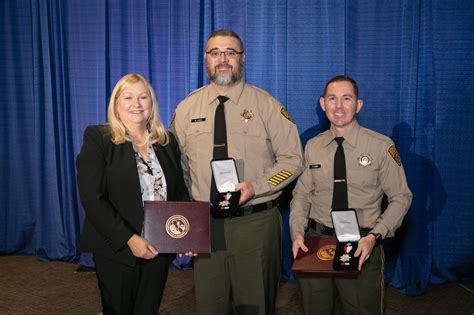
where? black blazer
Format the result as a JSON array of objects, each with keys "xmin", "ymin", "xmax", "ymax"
[{"xmin": 76, "ymin": 125, "xmax": 189, "ymax": 266}]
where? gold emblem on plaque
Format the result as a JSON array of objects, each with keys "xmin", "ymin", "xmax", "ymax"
[
  {"xmin": 240, "ymin": 109, "xmax": 254, "ymax": 123},
  {"xmin": 165, "ymin": 215, "xmax": 189, "ymax": 239},
  {"xmin": 358, "ymin": 153, "xmax": 373, "ymax": 167},
  {"xmin": 316, "ymin": 244, "xmax": 336, "ymax": 261}
]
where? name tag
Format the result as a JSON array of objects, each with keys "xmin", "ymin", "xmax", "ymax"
[
  {"xmin": 191, "ymin": 118, "xmax": 206, "ymax": 123},
  {"xmin": 309, "ymin": 164, "xmax": 321, "ymax": 169}
]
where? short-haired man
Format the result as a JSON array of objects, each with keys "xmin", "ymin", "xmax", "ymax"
[
  {"xmin": 171, "ymin": 29, "xmax": 304, "ymax": 314},
  {"xmin": 290, "ymin": 75, "xmax": 412, "ymax": 314}
]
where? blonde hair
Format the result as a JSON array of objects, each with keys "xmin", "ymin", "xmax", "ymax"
[{"xmin": 107, "ymin": 73, "xmax": 168, "ymax": 145}]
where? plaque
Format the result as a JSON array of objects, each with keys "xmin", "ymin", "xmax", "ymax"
[
  {"xmin": 331, "ymin": 209, "xmax": 361, "ymax": 271},
  {"xmin": 291, "ymin": 236, "xmax": 358, "ymax": 275},
  {"xmin": 142, "ymin": 201, "xmax": 211, "ymax": 253},
  {"xmin": 210, "ymin": 158, "xmax": 241, "ymax": 218}
]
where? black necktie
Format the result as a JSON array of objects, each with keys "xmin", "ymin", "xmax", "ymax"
[
  {"xmin": 210, "ymin": 96, "xmax": 229, "ymax": 202},
  {"xmin": 332, "ymin": 137, "xmax": 348, "ymax": 209}
]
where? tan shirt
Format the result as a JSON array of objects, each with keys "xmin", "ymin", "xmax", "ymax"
[
  {"xmin": 290, "ymin": 121, "xmax": 412, "ymax": 240},
  {"xmin": 171, "ymin": 81, "xmax": 304, "ymax": 205}
]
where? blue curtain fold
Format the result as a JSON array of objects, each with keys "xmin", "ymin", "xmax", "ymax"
[{"xmin": 1, "ymin": 0, "xmax": 473, "ymax": 295}]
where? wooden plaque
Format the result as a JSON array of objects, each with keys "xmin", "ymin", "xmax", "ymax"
[{"xmin": 291, "ymin": 236, "xmax": 359, "ymax": 275}]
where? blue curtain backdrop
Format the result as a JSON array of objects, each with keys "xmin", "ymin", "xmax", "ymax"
[{"xmin": 1, "ymin": 0, "xmax": 473, "ymax": 295}]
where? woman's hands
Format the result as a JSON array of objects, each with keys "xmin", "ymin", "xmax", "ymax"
[{"xmin": 127, "ymin": 234, "xmax": 159, "ymax": 259}]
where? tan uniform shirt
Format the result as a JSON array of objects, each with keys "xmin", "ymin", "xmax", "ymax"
[
  {"xmin": 171, "ymin": 81, "xmax": 304, "ymax": 205},
  {"xmin": 290, "ymin": 121, "xmax": 412, "ymax": 240}
]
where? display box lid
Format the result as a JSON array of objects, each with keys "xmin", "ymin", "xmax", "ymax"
[
  {"xmin": 330, "ymin": 209, "xmax": 361, "ymax": 242},
  {"xmin": 211, "ymin": 158, "xmax": 239, "ymax": 193}
]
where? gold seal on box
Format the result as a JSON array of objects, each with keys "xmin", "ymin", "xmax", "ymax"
[{"xmin": 316, "ymin": 244, "xmax": 336, "ymax": 261}]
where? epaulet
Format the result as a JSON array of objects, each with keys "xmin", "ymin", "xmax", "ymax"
[
  {"xmin": 360, "ymin": 127, "xmax": 402, "ymax": 166},
  {"xmin": 246, "ymin": 83, "xmax": 272, "ymax": 97},
  {"xmin": 360, "ymin": 126, "xmax": 390, "ymax": 143},
  {"xmin": 187, "ymin": 85, "xmax": 208, "ymax": 97},
  {"xmin": 315, "ymin": 129, "xmax": 331, "ymax": 139},
  {"xmin": 245, "ymin": 84, "xmax": 295, "ymax": 124},
  {"xmin": 306, "ymin": 129, "xmax": 331, "ymax": 146}
]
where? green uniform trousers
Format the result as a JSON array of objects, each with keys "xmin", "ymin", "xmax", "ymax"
[
  {"xmin": 297, "ymin": 224, "xmax": 385, "ymax": 315},
  {"xmin": 194, "ymin": 207, "xmax": 282, "ymax": 315}
]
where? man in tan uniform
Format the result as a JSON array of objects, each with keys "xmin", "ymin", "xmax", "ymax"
[
  {"xmin": 290, "ymin": 75, "xmax": 412, "ymax": 314},
  {"xmin": 171, "ymin": 29, "xmax": 304, "ymax": 314}
]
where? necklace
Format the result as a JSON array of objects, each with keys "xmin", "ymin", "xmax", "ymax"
[
  {"xmin": 129, "ymin": 130, "xmax": 149, "ymax": 147},
  {"xmin": 133, "ymin": 140, "xmax": 148, "ymax": 147},
  {"xmin": 132, "ymin": 138, "xmax": 148, "ymax": 147}
]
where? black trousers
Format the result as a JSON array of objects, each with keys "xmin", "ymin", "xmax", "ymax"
[{"xmin": 93, "ymin": 253, "xmax": 170, "ymax": 315}]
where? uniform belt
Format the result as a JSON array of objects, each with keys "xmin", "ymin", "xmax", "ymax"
[
  {"xmin": 308, "ymin": 218, "xmax": 372, "ymax": 237},
  {"xmin": 212, "ymin": 199, "xmax": 278, "ymax": 219},
  {"xmin": 240, "ymin": 199, "xmax": 278, "ymax": 215}
]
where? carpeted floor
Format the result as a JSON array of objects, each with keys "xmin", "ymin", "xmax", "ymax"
[{"xmin": 0, "ymin": 255, "xmax": 473, "ymax": 314}]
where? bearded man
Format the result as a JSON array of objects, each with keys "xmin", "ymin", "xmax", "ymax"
[{"xmin": 171, "ymin": 29, "xmax": 303, "ymax": 314}]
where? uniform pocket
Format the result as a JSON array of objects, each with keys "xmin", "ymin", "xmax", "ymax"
[
  {"xmin": 184, "ymin": 122, "xmax": 212, "ymax": 158},
  {"xmin": 348, "ymin": 169, "xmax": 378, "ymax": 188},
  {"xmin": 312, "ymin": 165, "xmax": 332, "ymax": 190},
  {"xmin": 229, "ymin": 122, "xmax": 263, "ymax": 158}
]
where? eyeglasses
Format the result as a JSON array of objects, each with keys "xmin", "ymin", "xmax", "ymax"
[{"xmin": 205, "ymin": 49, "xmax": 244, "ymax": 58}]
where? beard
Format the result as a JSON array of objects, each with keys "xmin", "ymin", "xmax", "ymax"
[{"xmin": 206, "ymin": 60, "xmax": 244, "ymax": 86}]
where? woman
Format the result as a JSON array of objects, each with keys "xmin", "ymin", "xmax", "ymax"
[{"xmin": 76, "ymin": 74, "xmax": 189, "ymax": 314}]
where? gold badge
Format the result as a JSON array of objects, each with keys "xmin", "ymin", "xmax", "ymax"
[
  {"xmin": 387, "ymin": 144, "xmax": 402, "ymax": 166},
  {"xmin": 316, "ymin": 244, "xmax": 336, "ymax": 261},
  {"xmin": 279, "ymin": 106, "xmax": 295, "ymax": 124},
  {"xmin": 240, "ymin": 109, "xmax": 254, "ymax": 123},
  {"xmin": 358, "ymin": 153, "xmax": 373, "ymax": 167},
  {"xmin": 165, "ymin": 214, "xmax": 189, "ymax": 239}
]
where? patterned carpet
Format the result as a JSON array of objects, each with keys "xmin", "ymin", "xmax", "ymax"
[{"xmin": 0, "ymin": 255, "xmax": 472, "ymax": 314}]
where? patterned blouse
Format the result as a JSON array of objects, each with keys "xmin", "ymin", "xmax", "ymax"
[{"xmin": 133, "ymin": 143, "xmax": 167, "ymax": 202}]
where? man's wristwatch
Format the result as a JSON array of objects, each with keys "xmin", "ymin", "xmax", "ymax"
[{"xmin": 369, "ymin": 232, "xmax": 383, "ymax": 245}]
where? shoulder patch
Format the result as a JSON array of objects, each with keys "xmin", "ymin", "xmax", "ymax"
[
  {"xmin": 267, "ymin": 170, "xmax": 293, "ymax": 186},
  {"xmin": 387, "ymin": 144, "xmax": 402, "ymax": 166},
  {"xmin": 280, "ymin": 106, "xmax": 295, "ymax": 124},
  {"xmin": 169, "ymin": 112, "xmax": 176, "ymax": 128}
]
